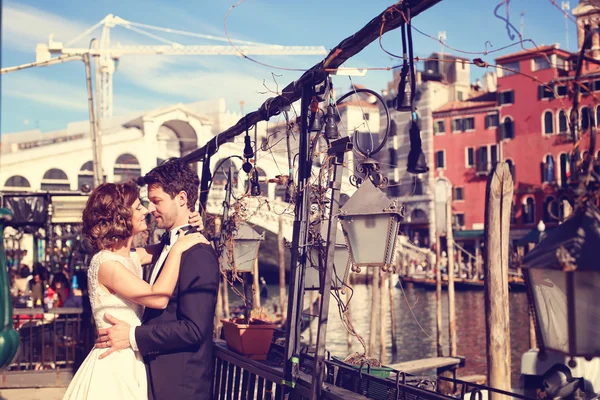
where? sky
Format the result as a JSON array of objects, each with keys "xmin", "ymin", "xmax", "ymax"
[{"xmin": 1, "ymin": 0, "xmax": 581, "ymax": 134}]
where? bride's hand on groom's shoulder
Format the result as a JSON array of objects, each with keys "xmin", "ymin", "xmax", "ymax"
[
  {"xmin": 188, "ymin": 212, "xmax": 204, "ymax": 231},
  {"xmin": 173, "ymin": 232, "xmax": 209, "ymax": 252}
]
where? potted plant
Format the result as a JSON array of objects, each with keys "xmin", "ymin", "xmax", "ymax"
[{"xmin": 221, "ymin": 309, "xmax": 276, "ymax": 361}]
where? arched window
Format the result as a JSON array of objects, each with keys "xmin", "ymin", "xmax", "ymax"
[
  {"xmin": 501, "ymin": 117, "xmax": 514, "ymax": 139},
  {"xmin": 114, "ymin": 154, "xmax": 141, "ymax": 183},
  {"xmin": 4, "ymin": 176, "xmax": 31, "ymax": 190},
  {"xmin": 543, "ymin": 111, "xmax": 554, "ymax": 134},
  {"xmin": 559, "ymin": 153, "xmax": 570, "ymax": 187},
  {"xmin": 78, "ymin": 161, "xmax": 106, "ymax": 191},
  {"xmin": 558, "ymin": 110, "xmax": 568, "ymax": 133},
  {"xmin": 581, "ymin": 106, "xmax": 593, "ymax": 132},
  {"xmin": 541, "ymin": 154, "xmax": 555, "ymax": 183},
  {"xmin": 522, "ymin": 197, "xmax": 535, "ymax": 224},
  {"xmin": 595, "ymin": 150, "xmax": 600, "ymax": 175},
  {"xmin": 410, "ymin": 209, "xmax": 427, "ymax": 222},
  {"xmin": 596, "ymin": 106, "xmax": 600, "ymax": 128},
  {"xmin": 41, "ymin": 168, "xmax": 70, "ymax": 191},
  {"xmin": 543, "ymin": 196, "xmax": 558, "ymax": 222}
]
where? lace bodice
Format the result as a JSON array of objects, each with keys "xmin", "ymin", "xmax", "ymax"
[{"xmin": 88, "ymin": 250, "xmax": 144, "ymax": 330}]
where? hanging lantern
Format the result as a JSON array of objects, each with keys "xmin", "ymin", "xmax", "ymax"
[
  {"xmin": 521, "ymin": 200, "xmax": 600, "ymax": 361},
  {"xmin": 220, "ymin": 222, "xmax": 265, "ymax": 273},
  {"xmin": 338, "ymin": 179, "xmax": 403, "ymax": 272},
  {"xmin": 305, "ymin": 220, "xmax": 350, "ymax": 291}
]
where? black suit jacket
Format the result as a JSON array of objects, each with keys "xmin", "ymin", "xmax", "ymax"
[{"xmin": 135, "ymin": 242, "xmax": 219, "ymax": 400}]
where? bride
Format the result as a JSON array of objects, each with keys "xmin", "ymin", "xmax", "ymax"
[{"xmin": 63, "ymin": 182, "xmax": 206, "ymax": 399}]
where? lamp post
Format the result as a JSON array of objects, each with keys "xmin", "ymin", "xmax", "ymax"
[
  {"xmin": 521, "ymin": 200, "xmax": 600, "ymax": 363},
  {"xmin": 338, "ymin": 179, "xmax": 403, "ymax": 272},
  {"xmin": 0, "ymin": 209, "xmax": 20, "ymax": 369}
]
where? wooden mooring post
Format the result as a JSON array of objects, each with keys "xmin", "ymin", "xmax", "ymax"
[
  {"xmin": 368, "ymin": 267, "xmax": 380, "ymax": 356},
  {"xmin": 435, "ymin": 234, "xmax": 444, "ymax": 357},
  {"xmin": 252, "ymin": 258, "xmax": 261, "ymax": 310},
  {"xmin": 446, "ymin": 198, "xmax": 457, "ymax": 357},
  {"xmin": 484, "ymin": 162, "xmax": 513, "ymax": 398}
]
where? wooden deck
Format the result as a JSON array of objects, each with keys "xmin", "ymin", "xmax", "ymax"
[{"xmin": 387, "ymin": 356, "xmax": 466, "ymax": 374}]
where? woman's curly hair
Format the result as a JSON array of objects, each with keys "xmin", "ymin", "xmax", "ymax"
[{"xmin": 82, "ymin": 182, "xmax": 139, "ymax": 252}]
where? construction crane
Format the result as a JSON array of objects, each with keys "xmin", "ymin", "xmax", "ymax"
[{"xmin": 3, "ymin": 14, "xmax": 327, "ymax": 119}]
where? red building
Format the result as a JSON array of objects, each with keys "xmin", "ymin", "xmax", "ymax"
[
  {"xmin": 431, "ymin": 93, "xmax": 498, "ymax": 238},
  {"xmin": 433, "ymin": 11, "xmax": 600, "ymax": 246}
]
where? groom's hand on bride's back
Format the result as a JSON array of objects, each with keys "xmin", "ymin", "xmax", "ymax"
[{"xmin": 96, "ymin": 313, "xmax": 132, "ymax": 359}]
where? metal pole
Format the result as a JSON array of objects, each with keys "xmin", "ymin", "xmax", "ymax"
[
  {"xmin": 310, "ymin": 135, "xmax": 347, "ymax": 400},
  {"xmin": 281, "ymin": 83, "xmax": 313, "ymax": 394},
  {"xmin": 278, "ymin": 216, "xmax": 287, "ymax": 323},
  {"xmin": 83, "ymin": 53, "xmax": 102, "ymax": 188},
  {"xmin": 93, "ymin": 41, "xmax": 104, "ymax": 187}
]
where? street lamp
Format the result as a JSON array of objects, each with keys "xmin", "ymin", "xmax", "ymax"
[
  {"xmin": 338, "ymin": 179, "xmax": 403, "ymax": 272},
  {"xmin": 521, "ymin": 200, "xmax": 600, "ymax": 362},
  {"xmin": 220, "ymin": 222, "xmax": 265, "ymax": 273},
  {"xmin": 305, "ymin": 220, "xmax": 350, "ymax": 291}
]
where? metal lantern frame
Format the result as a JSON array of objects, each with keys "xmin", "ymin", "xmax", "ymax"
[
  {"xmin": 220, "ymin": 221, "xmax": 265, "ymax": 273},
  {"xmin": 338, "ymin": 179, "xmax": 403, "ymax": 272},
  {"xmin": 521, "ymin": 200, "xmax": 600, "ymax": 361},
  {"xmin": 305, "ymin": 220, "xmax": 351, "ymax": 291}
]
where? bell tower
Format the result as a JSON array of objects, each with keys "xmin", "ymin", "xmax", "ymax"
[{"xmin": 573, "ymin": 0, "xmax": 600, "ymax": 58}]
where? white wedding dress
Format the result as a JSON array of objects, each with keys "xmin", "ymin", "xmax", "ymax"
[{"xmin": 63, "ymin": 250, "xmax": 147, "ymax": 399}]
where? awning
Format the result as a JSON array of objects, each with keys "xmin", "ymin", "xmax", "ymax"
[{"xmin": 453, "ymin": 229, "xmax": 484, "ymax": 240}]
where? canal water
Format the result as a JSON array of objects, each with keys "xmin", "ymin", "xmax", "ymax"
[{"xmin": 230, "ymin": 280, "xmax": 530, "ymax": 383}]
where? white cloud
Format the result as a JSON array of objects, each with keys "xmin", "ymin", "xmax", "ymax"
[
  {"xmin": 3, "ymin": 74, "xmax": 89, "ymax": 111},
  {"xmin": 2, "ymin": 3, "xmax": 90, "ymax": 51},
  {"xmin": 2, "ymin": 2, "xmax": 324, "ymax": 121}
]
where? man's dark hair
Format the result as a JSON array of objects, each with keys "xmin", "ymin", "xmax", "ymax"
[{"xmin": 143, "ymin": 158, "xmax": 200, "ymax": 211}]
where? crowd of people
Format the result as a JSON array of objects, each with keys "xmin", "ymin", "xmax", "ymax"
[{"xmin": 9, "ymin": 262, "xmax": 86, "ymax": 310}]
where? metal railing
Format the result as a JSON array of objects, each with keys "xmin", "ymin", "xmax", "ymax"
[
  {"xmin": 9, "ymin": 308, "xmax": 94, "ymax": 371},
  {"xmin": 213, "ymin": 341, "xmax": 535, "ymax": 400}
]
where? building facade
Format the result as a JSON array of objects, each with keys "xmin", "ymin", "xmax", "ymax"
[{"xmin": 431, "ymin": 0, "xmax": 600, "ymax": 249}]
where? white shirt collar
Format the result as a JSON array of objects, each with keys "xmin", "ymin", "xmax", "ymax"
[{"xmin": 168, "ymin": 224, "xmax": 191, "ymax": 244}]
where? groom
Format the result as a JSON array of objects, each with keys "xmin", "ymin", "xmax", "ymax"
[{"xmin": 97, "ymin": 158, "xmax": 220, "ymax": 400}]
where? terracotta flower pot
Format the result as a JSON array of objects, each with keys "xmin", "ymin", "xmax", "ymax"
[{"xmin": 221, "ymin": 318, "xmax": 276, "ymax": 360}]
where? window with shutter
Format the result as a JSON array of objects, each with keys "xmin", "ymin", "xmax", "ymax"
[
  {"xmin": 501, "ymin": 117, "xmax": 514, "ymax": 139},
  {"xmin": 436, "ymin": 151, "xmax": 445, "ymax": 169},
  {"xmin": 463, "ymin": 117, "xmax": 475, "ymax": 131},
  {"xmin": 466, "ymin": 147, "xmax": 475, "ymax": 167},
  {"xmin": 558, "ymin": 110, "xmax": 568, "ymax": 133},
  {"xmin": 485, "ymin": 114, "xmax": 498, "ymax": 129},
  {"xmin": 477, "ymin": 147, "xmax": 488, "ymax": 172}
]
